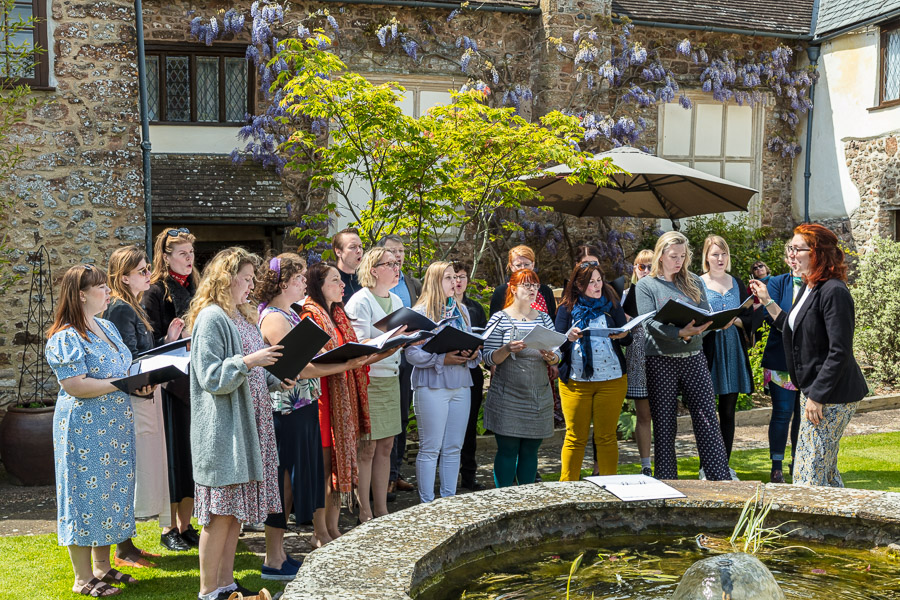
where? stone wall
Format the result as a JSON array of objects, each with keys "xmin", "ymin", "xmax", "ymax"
[
  {"xmin": 1, "ymin": 0, "xmax": 144, "ymax": 407},
  {"xmin": 844, "ymin": 132, "xmax": 900, "ymax": 253}
]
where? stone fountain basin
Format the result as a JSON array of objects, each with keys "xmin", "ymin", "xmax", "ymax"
[{"xmin": 285, "ymin": 481, "xmax": 900, "ymax": 600}]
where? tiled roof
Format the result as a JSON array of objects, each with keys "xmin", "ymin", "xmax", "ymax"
[
  {"xmin": 815, "ymin": 0, "xmax": 900, "ymax": 36},
  {"xmin": 151, "ymin": 154, "xmax": 292, "ymax": 224},
  {"xmin": 612, "ymin": 0, "xmax": 815, "ymax": 36}
]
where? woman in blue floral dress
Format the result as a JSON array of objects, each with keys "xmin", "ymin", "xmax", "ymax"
[
  {"xmin": 700, "ymin": 235, "xmax": 753, "ymax": 480},
  {"xmin": 47, "ymin": 264, "xmax": 155, "ymax": 597}
]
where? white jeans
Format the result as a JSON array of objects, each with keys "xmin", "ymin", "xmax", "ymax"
[{"xmin": 414, "ymin": 386, "xmax": 470, "ymax": 503}]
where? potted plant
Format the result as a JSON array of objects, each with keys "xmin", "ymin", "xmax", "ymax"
[{"xmin": 0, "ymin": 246, "xmax": 57, "ymax": 486}]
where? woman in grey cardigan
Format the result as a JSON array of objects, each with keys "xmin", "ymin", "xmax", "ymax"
[
  {"xmin": 634, "ymin": 232, "xmax": 731, "ymax": 482},
  {"xmin": 186, "ymin": 247, "xmax": 295, "ymax": 600}
]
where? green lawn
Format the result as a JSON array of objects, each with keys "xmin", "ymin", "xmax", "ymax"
[
  {"xmin": 542, "ymin": 431, "xmax": 900, "ymax": 492},
  {"xmin": 0, "ymin": 522, "xmax": 284, "ymax": 600}
]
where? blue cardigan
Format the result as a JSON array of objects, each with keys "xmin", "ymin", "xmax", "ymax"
[
  {"xmin": 554, "ymin": 302, "xmax": 631, "ymax": 384},
  {"xmin": 760, "ymin": 272, "xmax": 794, "ymax": 372}
]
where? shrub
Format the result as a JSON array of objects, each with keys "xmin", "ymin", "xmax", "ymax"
[
  {"xmin": 681, "ymin": 214, "xmax": 788, "ymax": 281},
  {"xmin": 852, "ymin": 236, "xmax": 900, "ymax": 386}
]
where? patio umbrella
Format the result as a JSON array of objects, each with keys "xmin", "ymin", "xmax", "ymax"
[{"xmin": 523, "ymin": 146, "xmax": 758, "ymax": 220}]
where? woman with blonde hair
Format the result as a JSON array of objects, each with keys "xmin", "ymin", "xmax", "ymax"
[
  {"xmin": 187, "ymin": 247, "xmax": 293, "ymax": 600},
  {"xmin": 700, "ymin": 235, "xmax": 754, "ymax": 479},
  {"xmin": 142, "ymin": 227, "xmax": 197, "ymax": 551},
  {"xmin": 344, "ymin": 247, "xmax": 405, "ymax": 520},
  {"xmin": 47, "ymin": 264, "xmax": 155, "ymax": 597},
  {"xmin": 621, "ymin": 249, "xmax": 654, "ymax": 476},
  {"xmin": 406, "ymin": 261, "xmax": 481, "ymax": 502},
  {"xmin": 633, "ymin": 232, "xmax": 731, "ymax": 481},
  {"xmin": 105, "ymin": 246, "xmax": 178, "ymax": 568}
]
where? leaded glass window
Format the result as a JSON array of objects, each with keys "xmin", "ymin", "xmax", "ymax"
[
  {"xmin": 883, "ymin": 25, "xmax": 900, "ymax": 104},
  {"xmin": 166, "ymin": 56, "xmax": 190, "ymax": 122},
  {"xmin": 145, "ymin": 45, "xmax": 253, "ymax": 123}
]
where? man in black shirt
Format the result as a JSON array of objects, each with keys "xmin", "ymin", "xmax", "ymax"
[{"xmin": 333, "ymin": 227, "xmax": 364, "ymax": 303}]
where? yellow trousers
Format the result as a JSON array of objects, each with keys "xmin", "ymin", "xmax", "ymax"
[{"xmin": 559, "ymin": 376, "xmax": 628, "ymax": 481}]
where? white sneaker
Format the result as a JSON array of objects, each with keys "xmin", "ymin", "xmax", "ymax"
[
  {"xmin": 729, "ymin": 467, "xmax": 740, "ymax": 481},
  {"xmin": 698, "ymin": 467, "xmax": 706, "ymax": 480}
]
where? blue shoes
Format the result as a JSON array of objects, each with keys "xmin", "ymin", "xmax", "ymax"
[{"xmin": 261, "ymin": 559, "xmax": 300, "ymax": 581}]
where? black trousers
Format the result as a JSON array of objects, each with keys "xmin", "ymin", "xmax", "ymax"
[
  {"xmin": 460, "ymin": 366, "xmax": 485, "ymax": 484},
  {"xmin": 389, "ymin": 354, "xmax": 414, "ymax": 482}
]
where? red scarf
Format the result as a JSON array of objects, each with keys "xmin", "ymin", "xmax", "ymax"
[
  {"xmin": 300, "ymin": 298, "xmax": 370, "ymax": 494},
  {"xmin": 532, "ymin": 288, "xmax": 548, "ymax": 313},
  {"xmin": 169, "ymin": 269, "xmax": 189, "ymax": 287}
]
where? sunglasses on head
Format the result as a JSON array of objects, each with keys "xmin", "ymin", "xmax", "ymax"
[
  {"xmin": 578, "ymin": 260, "xmax": 600, "ymax": 268},
  {"xmin": 167, "ymin": 227, "xmax": 191, "ymax": 237}
]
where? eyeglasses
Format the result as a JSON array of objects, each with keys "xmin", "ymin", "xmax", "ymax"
[
  {"xmin": 452, "ymin": 275, "xmax": 467, "ymax": 281},
  {"xmin": 166, "ymin": 228, "xmax": 191, "ymax": 237},
  {"xmin": 518, "ymin": 283, "xmax": 540, "ymax": 291},
  {"xmin": 511, "ymin": 262, "xmax": 534, "ymax": 270},
  {"xmin": 134, "ymin": 266, "xmax": 151, "ymax": 276},
  {"xmin": 375, "ymin": 261, "xmax": 401, "ymax": 269},
  {"xmin": 786, "ymin": 246, "xmax": 811, "ymax": 255},
  {"xmin": 752, "ymin": 263, "xmax": 767, "ymax": 270},
  {"xmin": 636, "ymin": 264, "xmax": 651, "ymax": 271}
]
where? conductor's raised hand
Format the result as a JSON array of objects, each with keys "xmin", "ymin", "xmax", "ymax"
[
  {"xmin": 748, "ymin": 279, "xmax": 771, "ymax": 304},
  {"xmin": 244, "ymin": 344, "xmax": 283, "ymax": 369},
  {"xmin": 165, "ymin": 318, "xmax": 185, "ymax": 343}
]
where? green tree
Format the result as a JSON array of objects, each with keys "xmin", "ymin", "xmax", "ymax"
[
  {"xmin": 274, "ymin": 34, "xmax": 618, "ymax": 275},
  {"xmin": 853, "ymin": 236, "xmax": 900, "ymax": 387},
  {"xmin": 1, "ymin": 0, "xmax": 42, "ymax": 290}
]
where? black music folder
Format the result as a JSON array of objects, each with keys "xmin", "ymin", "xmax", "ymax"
[
  {"xmin": 373, "ymin": 307, "xmax": 453, "ymax": 333},
  {"xmin": 112, "ymin": 365, "xmax": 189, "ymax": 395},
  {"xmin": 264, "ymin": 318, "xmax": 331, "ymax": 381},
  {"xmin": 132, "ymin": 337, "xmax": 191, "ymax": 360},
  {"xmin": 653, "ymin": 296, "xmax": 753, "ymax": 331}
]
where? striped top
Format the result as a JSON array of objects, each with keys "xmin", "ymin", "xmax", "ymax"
[{"xmin": 482, "ymin": 310, "xmax": 560, "ymax": 367}]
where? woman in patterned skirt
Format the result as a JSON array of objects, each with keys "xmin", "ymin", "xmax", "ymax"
[
  {"xmin": 47, "ymin": 264, "xmax": 155, "ymax": 597},
  {"xmin": 750, "ymin": 224, "xmax": 868, "ymax": 487},
  {"xmin": 186, "ymin": 248, "xmax": 295, "ymax": 600},
  {"xmin": 255, "ymin": 254, "xmax": 370, "ymax": 575}
]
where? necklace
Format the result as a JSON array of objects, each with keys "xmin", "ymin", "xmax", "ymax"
[{"xmin": 507, "ymin": 307, "xmax": 531, "ymax": 322}]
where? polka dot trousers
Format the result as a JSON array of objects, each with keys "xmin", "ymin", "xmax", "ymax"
[{"xmin": 645, "ymin": 353, "xmax": 730, "ymax": 481}]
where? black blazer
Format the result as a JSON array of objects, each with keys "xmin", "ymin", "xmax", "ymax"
[
  {"xmin": 490, "ymin": 282, "xmax": 557, "ymax": 320},
  {"xmin": 702, "ymin": 274, "xmax": 755, "ymax": 392},
  {"xmin": 142, "ymin": 276, "xmax": 195, "ymax": 402},
  {"xmin": 554, "ymin": 302, "xmax": 631, "ymax": 384},
  {"xmin": 104, "ymin": 299, "xmax": 154, "ymax": 356},
  {"xmin": 773, "ymin": 278, "xmax": 867, "ymax": 405}
]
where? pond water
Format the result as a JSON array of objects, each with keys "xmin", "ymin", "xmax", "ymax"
[{"xmin": 427, "ymin": 534, "xmax": 900, "ymax": 600}]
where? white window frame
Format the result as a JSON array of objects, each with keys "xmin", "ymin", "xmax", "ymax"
[{"xmin": 657, "ymin": 95, "xmax": 767, "ymax": 225}]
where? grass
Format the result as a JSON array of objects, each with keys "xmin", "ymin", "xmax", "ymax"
[
  {"xmin": 542, "ymin": 431, "xmax": 900, "ymax": 492},
  {"xmin": 0, "ymin": 521, "xmax": 284, "ymax": 600}
]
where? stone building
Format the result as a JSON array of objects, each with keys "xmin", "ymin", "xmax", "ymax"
[
  {"xmin": 3, "ymin": 0, "xmax": 820, "ymax": 404},
  {"xmin": 793, "ymin": 0, "xmax": 900, "ymax": 248}
]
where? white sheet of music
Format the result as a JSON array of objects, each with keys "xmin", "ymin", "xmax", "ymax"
[{"xmin": 585, "ymin": 474, "xmax": 686, "ymax": 501}]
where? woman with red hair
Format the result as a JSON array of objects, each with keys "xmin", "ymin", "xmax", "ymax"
[
  {"xmin": 750, "ymin": 224, "xmax": 867, "ymax": 487},
  {"xmin": 482, "ymin": 269, "xmax": 560, "ymax": 487}
]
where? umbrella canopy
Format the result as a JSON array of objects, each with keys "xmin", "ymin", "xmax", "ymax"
[{"xmin": 524, "ymin": 147, "xmax": 758, "ymax": 220}]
